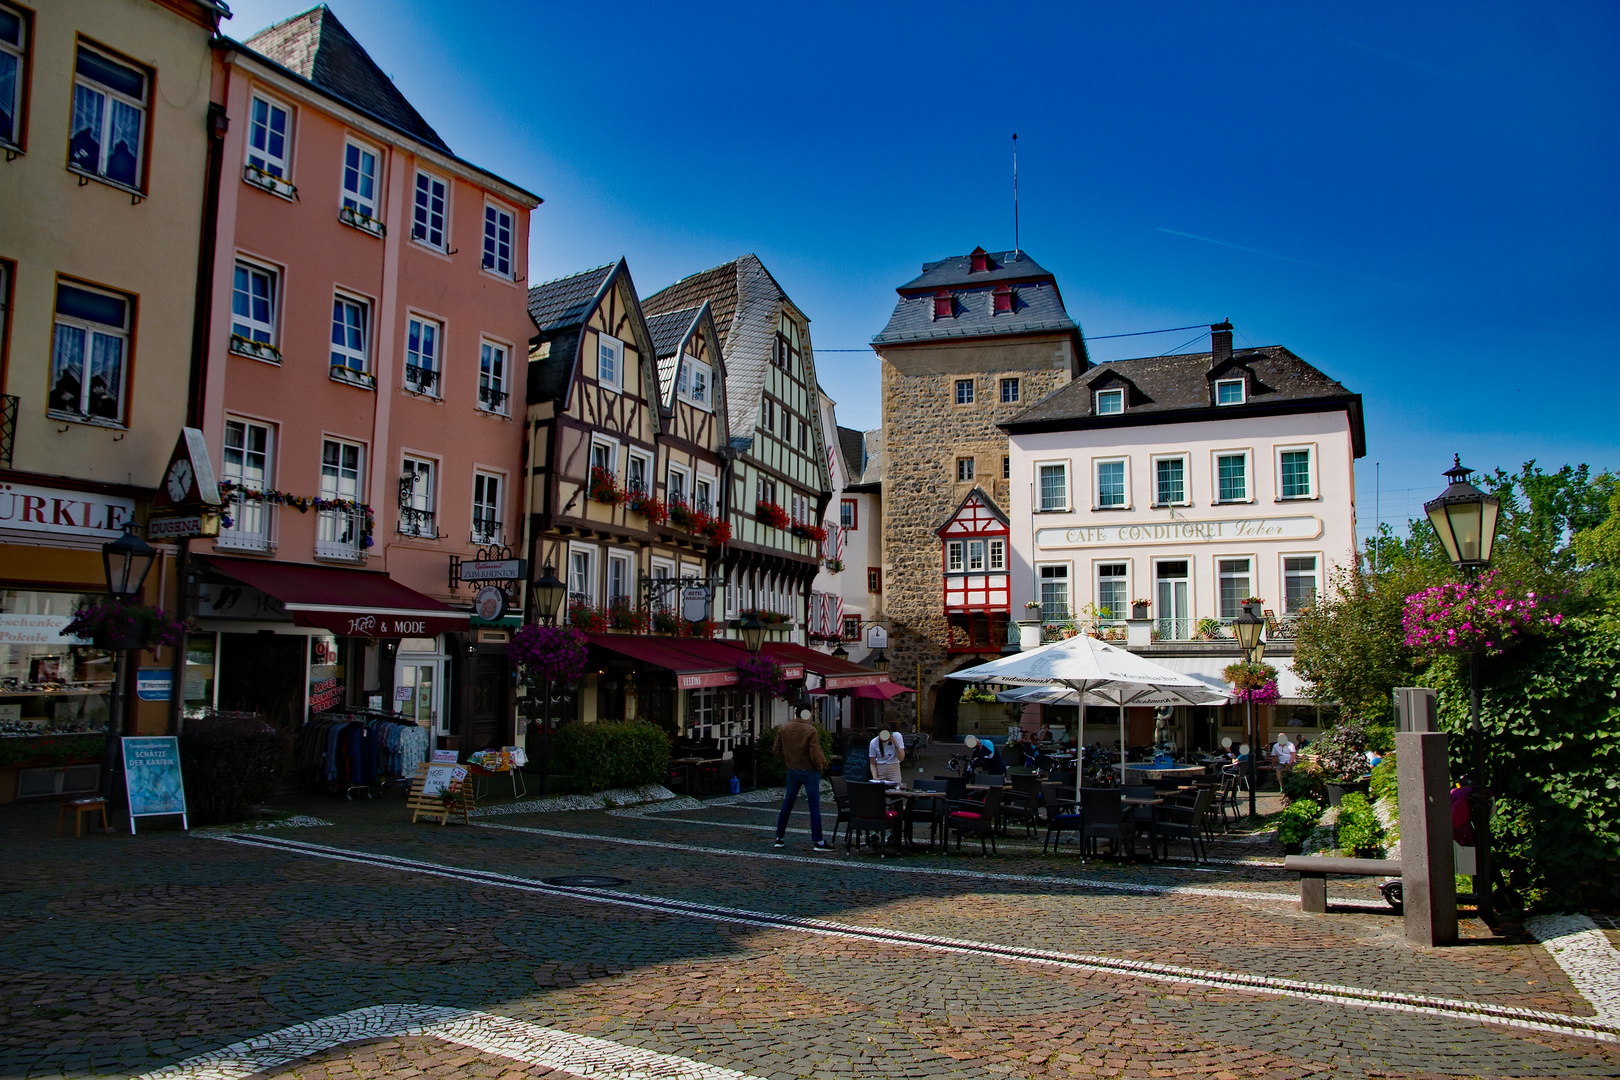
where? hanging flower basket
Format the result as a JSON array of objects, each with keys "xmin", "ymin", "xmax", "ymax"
[
  {"xmin": 509, "ymin": 623, "xmax": 588, "ymax": 685},
  {"xmin": 62, "ymin": 601, "xmax": 186, "ymax": 651},
  {"xmin": 1402, "ymin": 571, "xmax": 1562, "ymax": 655},
  {"xmin": 736, "ymin": 653, "xmax": 786, "ymax": 700},
  {"xmin": 1222, "ymin": 660, "xmax": 1279, "ymax": 704}
]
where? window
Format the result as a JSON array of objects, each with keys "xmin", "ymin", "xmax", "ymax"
[
  {"xmin": 841, "ymin": 615, "xmax": 861, "ymax": 641},
  {"xmin": 755, "ymin": 477, "xmax": 775, "ymax": 506},
  {"xmin": 472, "ymin": 472, "xmax": 501, "ymax": 544},
  {"xmin": 479, "ymin": 339, "xmax": 509, "ymax": 413},
  {"xmin": 607, "ymin": 552, "xmax": 632, "ymax": 606},
  {"xmin": 956, "ymin": 457, "xmax": 975, "ymax": 482},
  {"xmin": 1095, "ymin": 388, "xmax": 1123, "ymax": 414},
  {"xmin": 70, "ymin": 45, "xmax": 148, "ymax": 189},
  {"xmin": 483, "ymin": 203, "xmax": 514, "ymax": 277},
  {"xmin": 330, "ymin": 294, "xmax": 369, "ymax": 374},
  {"xmin": 1096, "ymin": 563, "xmax": 1127, "ymax": 622},
  {"xmin": 1154, "ymin": 457, "xmax": 1186, "ymax": 506},
  {"xmin": 840, "ymin": 499, "xmax": 857, "ymax": 530},
  {"xmin": 1280, "ymin": 448, "xmax": 1313, "ymax": 498},
  {"xmin": 568, "ymin": 545, "xmax": 597, "ymax": 605},
  {"xmin": 761, "ymin": 399, "xmax": 774, "ymax": 432},
  {"xmin": 317, "ymin": 439, "xmax": 363, "ymax": 557},
  {"xmin": 1096, "ymin": 459, "xmax": 1126, "ymax": 508},
  {"xmin": 667, "ymin": 463, "xmax": 688, "ymax": 507},
  {"xmin": 596, "ymin": 333, "xmax": 622, "ymax": 389},
  {"xmin": 954, "ymin": 378, "xmax": 975, "ymax": 405},
  {"xmin": 399, "ymin": 456, "xmax": 435, "ymax": 537},
  {"xmin": 791, "ymin": 492, "xmax": 810, "ymax": 525},
  {"xmin": 1217, "ymin": 453, "xmax": 1248, "ymax": 502},
  {"xmin": 967, "ymin": 540, "xmax": 985, "ymax": 572},
  {"xmin": 798, "ymin": 414, "xmax": 808, "ymax": 451},
  {"xmin": 246, "ymin": 95, "xmax": 289, "ymax": 178},
  {"xmin": 1215, "ymin": 378, "xmax": 1245, "ymax": 405},
  {"xmin": 231, "ymin": 261, "xmax": 277, "ymax": 346},
  {"xmin": 590, "ymin": 439, "xmax": 618, "ymax": 478},
  {"xmin": 1002, "ymin": 455, "xmax": 1010, "ymax": 480},
  {"xmin": 412, "ymin": 171, "xmax": 448, "ymax": 249},
  {"xmin": 946, "ymin": 541, "xmax": 963, "ymax": 573},
  {"xmin": 678, "ymin": 357, "xmax": 710, "ymax": 408},
  {"xmin": 1155, "ymin": 560, "xmax": 1190, "ymax": 640},
  {"xmin": 989, "ymin": 539, "xmax": 1005, "ymax": 570},
  {"xmin": 1284, "ymin": 555, "xmax": 1320, "ymax": 614},
  {"xmin": 0, "ymin": 3, "xmax": 26, "ymax": 149},
  {"xmin": 1038, "ymin": 462, "xmax": 1068, "ymax": 511},
  {"xmin": 341, "ymin": 141, "xmax": 378, "ymax": 219},
  {"xmin": 405, "ymin": 315, "xmax": 441, "ymax": 395},
  {"xmin": 999, "ymin": 377, "xmax": 1020, "ymax": 403},
  {"xmin": 50, "ymin": 281, "xmax": 129, "ymax": 423},
  {"xmin": 992, "ymin": 283, "xmax": 1013, "ymax": 314},
  {"xmin": 625, "ymin": 451, "xmax": 650, "ymax": 496},
  {"xmin": 1218, "ymin": 558, "xmax": 1252, "ymax": 620},
  {"xmin": 867, "ymin": 567, "xmax": 882, "ymax": 594},
  {"xmin": 933, "ymin": 290, "xmax": 953, "ymax": 319},
  {"xmin": 1039, "ymin": 564, "xmax": 1069, "ymax": 622},
  {"xmin": 220, "ymin": 419, "xmax": 272, "ymax": 549},
  {"xmin": 694, "ymin": 475, "xmax": 713, "ymax": 513}
]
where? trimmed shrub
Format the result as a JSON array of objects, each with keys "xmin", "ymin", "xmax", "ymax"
[
  {"xmin": 179, "ymin": 713, "xmax": 292, "ymax": 825},
  {"xmin": 1368, "ymin": 754, "xmax": 1399, "ymax": 805},
  {"xmin": 1276, "ymin": 798, "xmax": 1323, "ymax": 847},
  {"xmin": 757, "ymin": 724, "xmax": 835, "ymax": 786},
  {"xmin": 1282, "ymin": 760, "xmax": 1325, "ymax": 804},
  {"xmin": 1335, "ymin": 792, "xmax": 1384, "ymax": 854},
  {"xmin": 552, "ymin": 720, "xmax": 669, "ymax": 792}
]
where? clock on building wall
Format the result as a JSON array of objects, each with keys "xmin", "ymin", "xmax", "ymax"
[{"xmin": 165, "ymin": 458, "xmax": 195, "ymax": 503}]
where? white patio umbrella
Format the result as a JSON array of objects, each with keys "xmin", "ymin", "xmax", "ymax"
[{"xmin": 948, "ymin": 635, "xmax": 1220, "ymax": 802}]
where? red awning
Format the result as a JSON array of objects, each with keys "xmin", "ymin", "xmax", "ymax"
[
  {"xmin": 762, "ymin": 642, "xmax": 889, "ymax": 690},
  {"xmin": 586, "ymin": 636, "xmax": 807, "ymax": 688},
  {"xmin": 200, "ymin": 556, "xmax": 468, "ymax": 638},
  {"xmin": 810, "ymin": 680, "xmax": 916, "ymax": 700}
]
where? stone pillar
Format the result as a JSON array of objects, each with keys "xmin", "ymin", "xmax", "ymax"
[{"xmin": 1396, "ymin": 729, "xmax": 1457, "ymax": 946}]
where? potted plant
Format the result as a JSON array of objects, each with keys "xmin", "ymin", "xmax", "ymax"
[
  {"xmin": 625, "ymin": 489, "xmax": 667, "ymax": 526},
  {"xmin": 1242, "ymin": 596, "xmax": 1265, "ymax": 617},
  {"xmin": 1131, "ymin": 599, "xmax": 1151, "ymax": 620},
  {"xmin": 755, "ymin": 501, "xmax": 790, "ymax": 529},
  {"xmin": 790, "ymin": 522, "xmax": 827, "ymax": 544},
  {"xmin": 588, "ymin": 466, "xmax": 621, "ymax": 505},
  {"xmin": 62, "ymin": 600, "xmax": 186, "ymax": 651},
  {"xmin": 1195, "ymin": 617, "xmax": 1225, "ymax": 640},
  {"xmin": 825, "ymin": 558, "xmax": 845, "ymax": 573},
  {"xmin": 1302, "ymin": 720, "xmax": 1374, "ymax": 806}
]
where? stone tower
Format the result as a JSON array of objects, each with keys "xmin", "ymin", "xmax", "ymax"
[{"xmin": 871, "ymin": 247, "xmax": 1086, "ymax": 733}]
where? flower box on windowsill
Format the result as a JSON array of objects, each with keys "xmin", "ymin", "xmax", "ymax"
[
  {"xmin": 229, "ymin": 335, "xmax": 283, "ymax": 364},
  {"xmin": 242, "ymin": 163, "xmax": 297, "ymax": 201},
  {"xmin": 338, "ymin": 205, "xmax": 386, "ymax": 238},
  {"xmin": 329, "ymin": 365, "xmax": 376, "ymax": 390}
]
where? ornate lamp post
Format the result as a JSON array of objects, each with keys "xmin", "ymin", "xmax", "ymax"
[
  {"xmin": 99, "ymin": 522, "xmax": 157, "ymax": 808},
  {"xmin": 1231, "ymin": 604, "xmax": 1265, "ymax": 818},
  {"xmin": 1424, "ymin": 457, "xmax": 1502, "ymax": 919},
  {"xmin": 870, "ymin": 649, "xmax": 889, "ymax": 673},
  {"xmin": 740, "ymin": 615, "xmax": 764, "ymax": 787},
  {"xmin": 532, "ymin": 565, "xmax": 567, "ymax": 794}
]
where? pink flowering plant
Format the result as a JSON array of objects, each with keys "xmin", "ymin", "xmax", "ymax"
[
  {"xmin": 62, "ymin": 600, "xmax": 186, "ymax": 649},
  {"xmin": 1402, "ymin": 571, "xmax": 1563, "ymax": 655},
  {"xmin": 1222, "ymin": 660, "xmax": 1280, "ymax": 704},
  {"xmin": 736, "ymin": 654, "xmax": 787, "ymax": 700},
  {"xmin": 509, "ymin": 623, "xmax": 588, "ymax": 686}
]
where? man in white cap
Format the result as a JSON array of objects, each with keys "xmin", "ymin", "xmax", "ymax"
[{"xmin": 867, "ymin": 727, "xmax": 905, "ymax": 785}]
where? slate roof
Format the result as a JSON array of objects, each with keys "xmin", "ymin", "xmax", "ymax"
[
  {"xmin": 846, "ymin": 427, "xmax": 883, "ymax": 491},
  {"xmin": 837, "ymin": 425, "xmax": 865, "ymax": 483},
  {"xmin": 525, "ymin": 262, "xmax": 618, "ymax": 405},
  {"xmin": 1003, "ymin": 344, "xmax": 1366, "ymax": 456},
  {"xmin": 643, "ymin": 255, "xmax": 795, "ymax": 447},
  {"xmin": 873, "ymin": 247, "xmax": 1082, "ymax": 348},
  {"xmin": 646, "ymin": 305, "xmax": 700, "ymax": 403},
  {"xmin": 245, "ymin": 6, "xmax": 450, "ymax": 154}
]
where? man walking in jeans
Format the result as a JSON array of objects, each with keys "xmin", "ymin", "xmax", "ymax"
[{"xmin": 775, "ymin": 708, "xmax": 831, "ymax": 851}]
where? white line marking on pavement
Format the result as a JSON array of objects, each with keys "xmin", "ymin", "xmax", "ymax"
[
  {"xmin": 208, "ymin": 833, "xmax": 1619, "ymax": 1044},
  {"xmin": 478, "ymin": 820, "xmax": 1325, "ymax": 905},
  {"xmin": 129, "ymin": 1003, "xmax": 764, "ymax": 1080},
  {"xmin": 1529, "ymin": 914, "xmax": 1620, "ymax": 1023}
]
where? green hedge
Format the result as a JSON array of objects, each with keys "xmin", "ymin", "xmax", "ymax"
[
  {"xmin": 1335, "ymin": 792, "xmax": 1384, "ymax": 854},
  {"xmin": 552, "ymin": 721, "xmax": 669, "ymax": 792},
  {"xmin": 180, "ymin": 713, "xmax": 292, "ymax": 825},
  {"xmin": 1276, "ymin": 798, "xmax": 1323, "ymax": 846},
  {"xmin": 755, "ymin": 724, "xmax": 835, "ymax": 787},
  {"xmin": 0, "ymin": 734, "xmax": 106, "ymax": 770}
]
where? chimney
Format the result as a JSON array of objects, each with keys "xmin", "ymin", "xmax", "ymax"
[{"xmin": 1210, "ymin": 320, "xmax": 1233, "ymax": 364}]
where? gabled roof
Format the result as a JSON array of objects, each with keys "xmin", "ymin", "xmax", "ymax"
[
  {"xmin": 936, "ymin": 487, "xmax": 1010, "ymax": 536},
  {"xmin": 837, "ymin": 426, "xmax": 865, "ymax": 483},
  {"xmin": 245, "ymin": 6, "xmax": 450, "ymax": 154},
  {"xmin": 847, "ymin": 427, "xmax": 884, "ymax": 491},
  {"xmin": 898, "ymin": 248, "xmax": 1056, "ymax": 292},
  {"xmin": 524, "ymin": 259, "xmax": 659, "ymax": 423},
  {"xmin": 528, "ymin": 263, "xmax": 615, "ymax": 335},
  {"xmin": 646, "ymin": 304, "xmax": 702, "ymax": 405},
  {"xmin": 1003, "ymin": 344, "xmax": 1366, "ymax": 457},
  {"xmin": 874, "ymin": 247, "xmax": 1083, "ymax": 351}
]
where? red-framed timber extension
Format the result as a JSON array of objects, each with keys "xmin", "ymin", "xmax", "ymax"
[{"xmin": 937, "ymin": 487, "xmax": 1010, "ymax": 654}]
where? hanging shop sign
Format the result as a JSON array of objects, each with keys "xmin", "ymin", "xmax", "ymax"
[
  {"xmin": 473, "ymin": 585, "xmax": 509, "ymax": 621},
  {"xmin": 0, "ymin": 481, "xmax": 135, "ymax": 540},
  {"xmin": 865, "ymin": 624, "xmax": 889, "ymax": 650},
  {"xmin": 147, "ymin": 511, "xmax": 220, "ymax": 541},
  {"xmin": 458, "ymin": 558, "xmax": 525, "ymax": 582},
  {"xmin": 121, "ymin": 736, "xmax": 188, "ymax": 833},
  {"xmin": 1034, "ymin": 515, "xmax": 1322, "ymax": 549},
  {"xmin": 681, "ymin": 587, "xmax": 711, "ymax": 623}
]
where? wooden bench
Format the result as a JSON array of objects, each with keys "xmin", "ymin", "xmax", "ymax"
[{"xmin": 1283, "ymin": 855, "xmax": 1401, "ymax": 913}]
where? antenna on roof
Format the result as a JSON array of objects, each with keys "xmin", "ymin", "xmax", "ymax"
[{"xmin": 1012, "ymin": 133, "xmax": 1020, "ymax": 260}]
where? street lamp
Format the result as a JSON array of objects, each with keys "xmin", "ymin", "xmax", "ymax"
[
  {"xmin": 870, "ymin": 649, "xmax": 889, "ymax": 673},
  {"xmin": 739, "ymin": 614, "xmax": 765, "ymax": 654},
  {"xmin": 1425, "ymin": 458, "xmax": 1502, "ymax": 920},
  {"xmin": 99, "ymin": 522, "xmax": 157, "ymax": 810},
  {"xmin": 532, "ymin": 565, "xmax": 566, "ymax": 794},
  {"xmin": 738, "ymin": 615, "xmax": 765, "ymax": 788},
  {"xmin": 1232, "ymin": 604, "xmax": 1265, "ymax": 818},
  {"xmin": 830, "ymin": 643, "xmax": 849, "ymax": 661}
]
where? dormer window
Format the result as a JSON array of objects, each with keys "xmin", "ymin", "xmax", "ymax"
[
  {"xmin": 992, "ymin": 283, "xmax": 1013, "ymax": 314},
  {"xmin": 1215, "ymin": 378, "xmax": 1246, "ymax": 405},
  {"xmin": 970, "ymin": 247, "xmax": 991, "ymax": 273},
  {"xmin": 1095, "ymin": 388, "xmax": 1124, "ymax": 415},
  {"xmin": 932, "ymin": 289, "xmax": 954, "ymax": 319}
]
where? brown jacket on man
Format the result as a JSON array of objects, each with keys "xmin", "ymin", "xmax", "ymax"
[{"xmin": 776, "ymin": 718, "xmax": 827, "ymax": 773}]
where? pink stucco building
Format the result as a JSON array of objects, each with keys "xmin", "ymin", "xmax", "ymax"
[{"xmin": 188, "ymin": 8, "xmax": 539, "ymax": 760}]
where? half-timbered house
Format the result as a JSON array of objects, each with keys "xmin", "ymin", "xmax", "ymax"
[
  {"xmin": 642, "ymin": 256, "xmax": 832, "ymax": 656},
  {"xmin": 937, "ymin": 488, "xmax": 1011, "ymax": 654}
]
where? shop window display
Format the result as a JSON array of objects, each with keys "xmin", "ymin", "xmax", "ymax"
[{"xmin": 0, "ymin": 590, "xmax": 114, "ymax": 734}]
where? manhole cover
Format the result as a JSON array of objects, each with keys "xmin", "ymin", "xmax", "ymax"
[{"xmin": 544, "ymin": 875, "xmax": 630, "ymax": 889}]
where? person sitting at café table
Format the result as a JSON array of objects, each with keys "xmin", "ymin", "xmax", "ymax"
[
  {"xmin": 963, "ymin": 734, "xmax": 1006, "ymax": 779},
  {"xmin": 1036, "ymin": 722, "xmax": 1054, "ymax": 744},
  {"xmin": 868, "ymin": 728, "xmax": 905, "ymax": 785}
]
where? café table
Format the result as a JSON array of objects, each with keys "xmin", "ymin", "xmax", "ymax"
[
  {"xmin": 1120, "ymin": 795, "xmax": 1165, "ymax": 861},
  {"xmin": 886, "ymin": 788, "xmax": 946, "ymax": 850},
  {"xmin": 670, "ymin": 756, "xmax": 725, "ymax": 795}
]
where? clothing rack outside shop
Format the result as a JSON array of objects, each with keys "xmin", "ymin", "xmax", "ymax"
[{"xmin": 293, "ymin": 710, "xmax": 430, "ymax": 799}]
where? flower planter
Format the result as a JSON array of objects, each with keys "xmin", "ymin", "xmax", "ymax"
[
  {"xmin": 1131, "ymin": 603, "xmax": 1149, "ymax": 620},
  {"xmin": 92, "ymin": 630, "xmax": 148, "ymax": 651},
  {"xmin": 1325, "ymin": 780, "xmax": 1370, "ymax": 808}
]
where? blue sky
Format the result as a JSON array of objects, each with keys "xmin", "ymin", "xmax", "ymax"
[{"xmin": 229, "ymin": 1, "xmax": 1619, "ymax": 537}]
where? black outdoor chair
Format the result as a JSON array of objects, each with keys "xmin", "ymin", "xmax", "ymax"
[
  {"xmin": 1080, "ymin": 787, "xmax": 1136, "ymax": 858},
  {"xmin": 1040, "ymin": 781, "xmax": 1084, "ymax": 855},
  {"xmin": 944, "ymin": 787, "xmax": 1000, "ymax": 856},
  {"xmin": 1001, "ymin": 772, "xmax": 1042, "ymax": 838},
  {"xmin": 903, "ymin": 779, "xmax": 947, "ymax": 849},
  {"xmin": 828, "ymin": 775, "xmax": 852, "ymax": 845},
  {"xmin": 936, "ymin": 776, "xmax": 969, "ymax": 803},
  {"xmin": 845, "ymin": 781, "xmax": 901, "ymax": 856},
  {"xmin": 1217, "ymin": 771, "xmax": 1241, "ymax": 831},
  {"xmin": 1155, "ymin": 786, "xmax": 1213, "ymax": 863}
]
